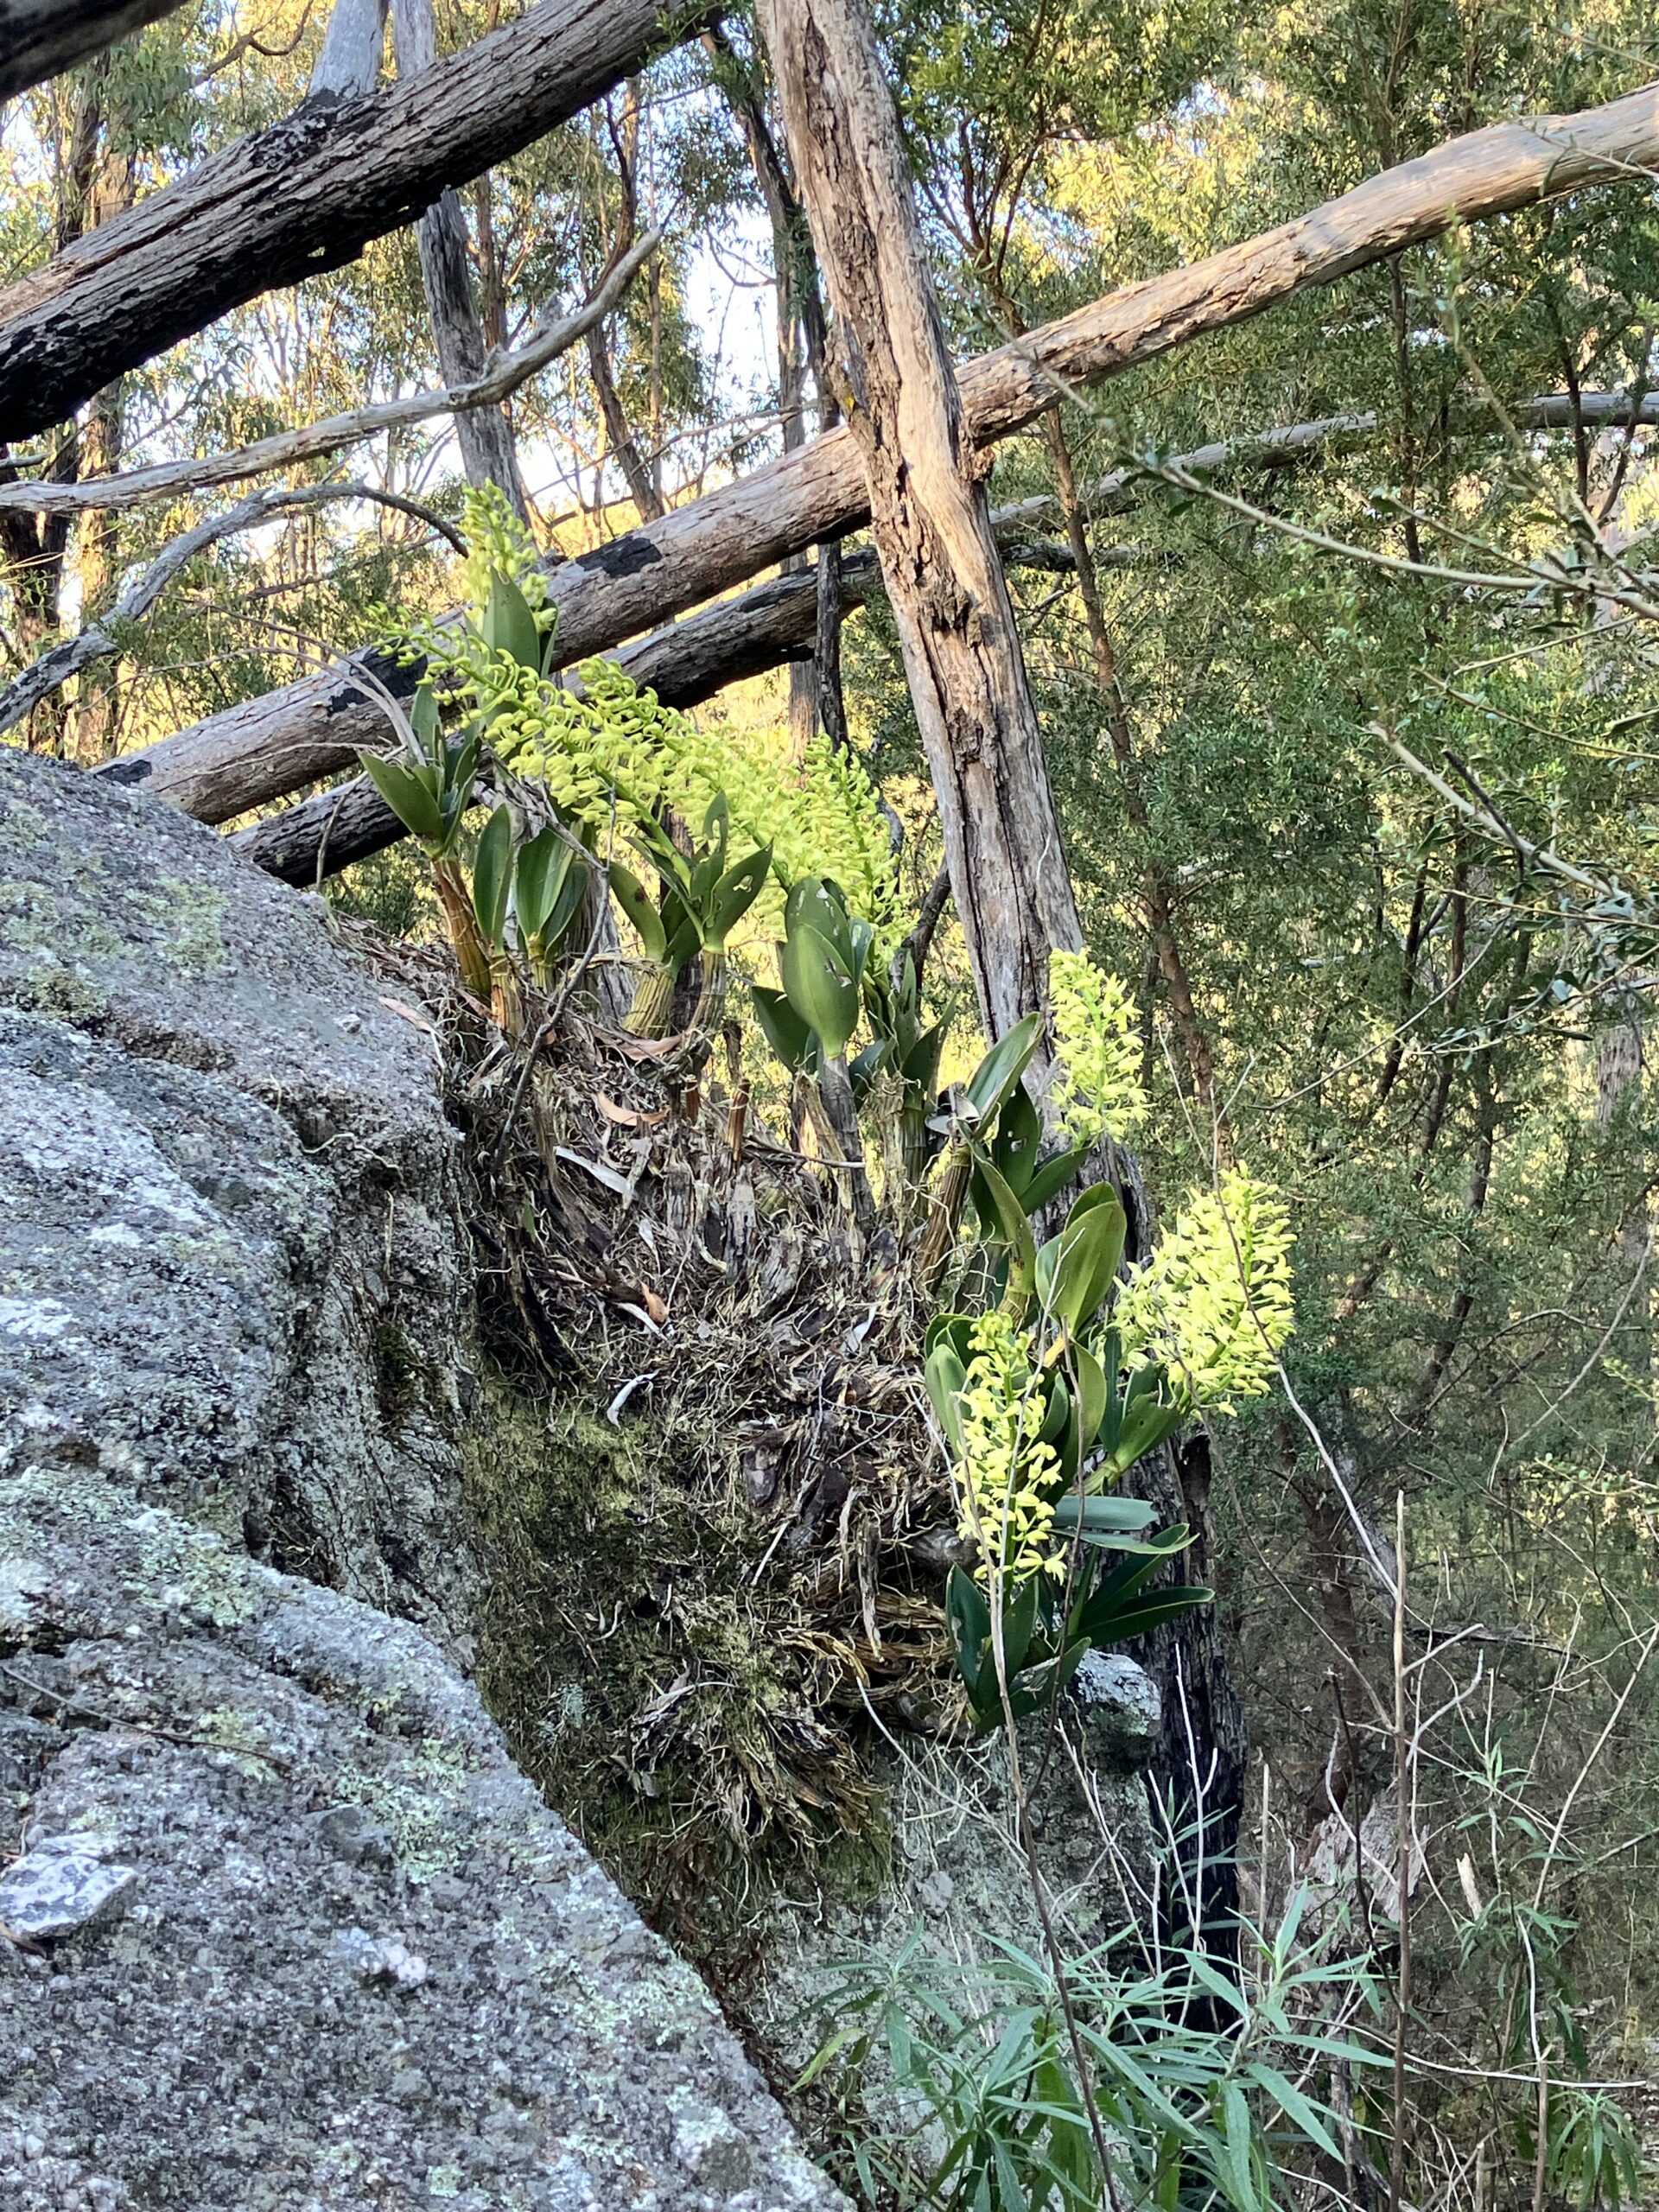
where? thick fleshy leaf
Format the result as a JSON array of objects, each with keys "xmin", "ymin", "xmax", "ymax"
[
  {"xmin": 1039, "ymin": 1187, "xmax": 1127, "ymax": 1340},
  {"xmin": 361, "ymin": 753, "xmax": 445, "ymax": 847},
  {"xmin": 1103, "ymin": 1389, "xmax": 1185, "ymax": 1477},
  {"xmin": 781, "ymin": 924, "xmax": 861, "ymax": 1058},
  {"xmin": 974, "ymin": 1152, "xmax": 1038, "ymax": 1313},
  {"xmin": 608, "ymin": 859, "xmax": 668, "ymax": 963},
  {"xmin": 992, "ymin": 1084, "xmax": 1044, "ymax": 1196},
  {"xmin": 750, "ymin": 984, "xmax": 816, "ymax": 1074},
  {"xmin": 900, "ymin": 1018, "xmax": 949, "ymax": 1099},
  {"xmin": 707, "ymin": 845, "xmax": 772, "ymax": 949},
  {"xmin": 923, "ymin": 1325, "xmax": 970, "ymax": 1453},
  {"xmin": 512, "ymin": 825, "xmax": 572, "ymax": 944},
  {"xmin": 785, "ymin": 877, "xmax": 854, "ymax": 972},
  {"xmin": 1019, "ymin": 1141, "xmax": 1092, "ymax": 1217},
  {"xmin": 964, "ymin": 1012, "xmax": 1043, "ymax": 1128},
  {"xmin": 1058, "ymin": 1342, "xmax": 1109, "ymax": 1480},
  {"xmin": 409, "ymin": 682, "xmax": 442, "ymax": 763},
  {"xmin": 482, "ymin": 572, "xmax": 543, "ymax": 676},
  {"xmin": 1052, "ymin": 1495, "xmax": 1156, "ymax": 1533},
  {"xmin": 471, "ymin": 804, "xmax": 515, "ymax": 947}
]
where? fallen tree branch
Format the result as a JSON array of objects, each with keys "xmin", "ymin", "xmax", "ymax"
[
  {"xmin": 0, "ymin": 232, "xmax": 661, "ymax": 519},
  {"xmin": 111, "ymin": 79, "xmax": 1659, "ymax": 823},
  {"xmin": 0, "ymin": 0, "xmax": 701, "ymax": 441},
  {"xmin": 0, "ymin": 481, "xmax": 458, "ymax": 739},
  {"xmin": 0, "ymin": 0, "xmax": 190, "ymax": 99}
]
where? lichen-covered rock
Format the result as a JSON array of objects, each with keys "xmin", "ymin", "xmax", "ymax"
[
  {"xmin": 0, "ymin": 1466, "xmax": 842, "ymax": 2209},
  {"xmin": 0, "ymin": 751, "xmax": 845, "ymax": 2211},
  {"xmin": 0, "ymin": 746, "xmax": 471, "ymax": 1642}
]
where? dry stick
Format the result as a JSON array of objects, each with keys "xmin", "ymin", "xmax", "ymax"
[
  {"xmin": 0, "ymin": 232, "xmax": 661, "ymax": 519},
  {"xmin": 1389, "ymin": 1490, "xmax": 1412, "ymax": 2212},
  {"xmin": 119, "ymin": 79, "xmax": 1659, "ymax": 826},
  {"xmin": 0, "ymin": 480, "xmax": 456, "ymax": 738}
]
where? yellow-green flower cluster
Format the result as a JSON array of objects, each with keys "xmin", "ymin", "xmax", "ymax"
[
  {"xmin": 955, "ymin": 1311, "xmax": 1065, "ymax": 1586},
  {"xmin": 502, "ymin": 659, "xmax": 899, "ymax": 938},
  {"xmin": 1048, "ymin": 950, "xmax": 1148, "ymax": 1144},
  {"xmin": 1116, "ymin": 1169, "xmax": 1295, "ymax": 1414},
  {"xmin": 457, "ymin": 483, "xmax": 550, "ymax": 620}
]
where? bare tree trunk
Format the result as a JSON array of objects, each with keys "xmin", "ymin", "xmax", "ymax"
[
  {"xmin": 0, "ymin": 0, "xmax": 189, "ymax": 100},
  {"xmin": 586, "ymin": 325, "xmax": 663, "ymax": 521},
  {"xmin": 753, "ymin": 0, "xmax": 1080, "ymax": 1050},
  {"xmin": 389, "ymin": 0, "xmax": 530, "ymax": 518},
  {"xmin": 309, "ymin": 0, "xmax": 387, "ymax": 98}
]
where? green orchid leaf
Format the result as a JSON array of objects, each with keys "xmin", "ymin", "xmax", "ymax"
[
  {"xmin": 409, "ymin": 681, "xmax": 442, "ymax": 763},
  {"xmin": 482, "ymin": 571, "xmax": 543, "ymax": 677},
  {"xmin": 1103, "ymin": 1389, "xmax": 1185, "ymax": 1477},
  {"xmin": 781, "ymin": 923, "xmax": 861, "ymax": 1058},
  {"xmin": 900, "ymin": 1017, "xmax": 949, "ymax": 1100},
  {"xmin": 1019, "ymin": 1141, "xmax": 1092, "ymax": 1218},
  {"xmin": 974, "ymin": 1152, "xmax": 1039, "ymax": 1313},
  {"xmin": 964, "ymin": 1011, "xmax": 1043, "ymax": 1128},
  {"xmin": 1039, "ymin": 1188, "xmax": 1128, "ymax": 1341},
  {"xmin": 512, "ymin": 825, "xmax": 572, "ymax": 945},
  {"xmin": 924, "ymin": 1325, "xmax": 971, "ymax": 1453},
  {"xmin": 847, "ymin": 915, "xmax": 874, "ymax": 991},
  {"xmin": 1052, "ymin": 1495, "xmax": 1157, "ymax": 1533},
  {"xmin": 1058, "ymin": 1341, "xmax": 1109, "ymax": 1482},
  {"xmin": 609, "ymin": 858, "xmax": 668, "ymax": 963},
  {"xmin": 471, "ymin": 804, "xmax": 515, "ymax": 948},
  {"xmin": 361, "ymin": 753, "xmax": 445, "ymax": 848},
  {"xmin": 785, "ymin": 877, "xmax": 855, "ymax": 973},
  {"xmin": 706, "ymin": 845, "xmax": 772, "ymax": 949},
  {"xmin": 1000, "ymin": 1572, "xmax": 1040, "ymax": 1680},
  {"xmin": 945, "ymin": 1580, "xmax": 984, "ymax": 1703},
  {"xmin": 750, "ymin": 983, "xmax": 817, "ymax": 1074}
]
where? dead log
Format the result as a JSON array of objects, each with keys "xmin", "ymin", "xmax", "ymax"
[
  {"xmin": 0, "ymin": 0, "xmax": 702, "ymax": 442},
  {"xmin": 754, "ymin": 0, "xmax": 1081, "ymax": 1046},
  {"xmin": 0, "ymin": 0, "xmax": 189, "ymax": 99},
  {"xmin": 107, "ymin": 80, "xmax": 1659, "ymax": 823}
]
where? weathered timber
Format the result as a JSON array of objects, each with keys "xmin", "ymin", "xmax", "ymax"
[
  {"xmin": 0, "ymin": 0, "xmax": 700, "ymax": 442},
  {"xmin": 106, "ymin": 79, "xmax": 1659, "ymax": 822},
  {"xmin": 755, "ymin": 0, "xmax": 1081, "ymax": 1046},
  {"xmin": 0, "ymin": 0, "xmax": 189, "ymax": 99},
  {"xmin": 228, "ymin": 552, "xmax": 882, "ymax": 882}
]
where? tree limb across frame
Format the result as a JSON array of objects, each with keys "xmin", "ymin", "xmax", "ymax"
[
  {"xmin": 0, "ymin": 0, "xmax": 702, "ymax": 442},
  {"xmin": 105, "ymin": 78, "xmax": 1659, "ymax": 827},
  {"xmin": 0, "ymin": 232, "xmax": 662, "ymax": 519},
  {"xmin": 0, "ymin": 0, "xmax": 190, "ymax": 100}
]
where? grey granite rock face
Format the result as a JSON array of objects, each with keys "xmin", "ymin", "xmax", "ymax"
[
  {"xmin": 0, "ymin": 751, "xmax": 845, "ymax": 2212},
  {"xmin": 0, "ymin": 744, "xmax": 472, "ymax": 1642}
]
